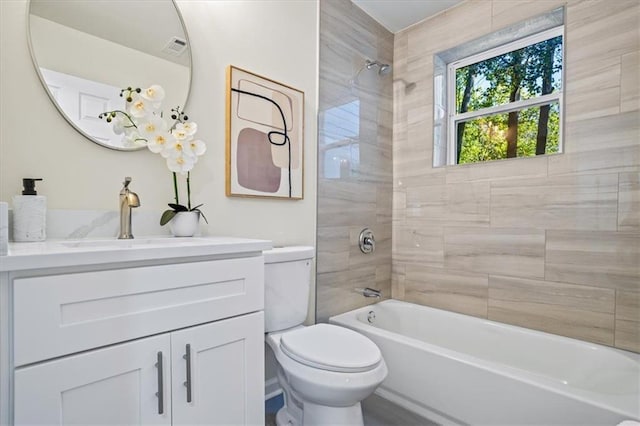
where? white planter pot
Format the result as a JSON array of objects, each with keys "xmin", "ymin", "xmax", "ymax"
[{"xmin": 168, "ymin": 211, "xmax": 200, "ymax": 237}]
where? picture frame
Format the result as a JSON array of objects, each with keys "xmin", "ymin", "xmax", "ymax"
[{"xmin": 226, "ymin": 65, "xmax": 305, "ymax": 199}]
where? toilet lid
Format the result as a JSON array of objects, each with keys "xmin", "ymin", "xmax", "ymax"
[{"xmin": 280, "ymin": 324, "xmax": 382, "ymax": 373}]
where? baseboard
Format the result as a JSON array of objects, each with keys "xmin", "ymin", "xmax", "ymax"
[{"xmin": 265, "ymin": 377, "xmax": 283, "ymax": 400}]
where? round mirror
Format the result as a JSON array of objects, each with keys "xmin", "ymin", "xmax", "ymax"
[{"xmin": 27, "ymin": 0, "xmax": 192, "ymax": 151}]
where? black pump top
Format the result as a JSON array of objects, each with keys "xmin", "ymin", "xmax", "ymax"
[{"xmin": 22, "ymin": 178, "xmax": 43, "ymax": 195}]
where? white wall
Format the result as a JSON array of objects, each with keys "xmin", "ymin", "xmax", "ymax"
[{"xmin": 1, "ymin": 0, "xmax": 318, "ymax": 320}]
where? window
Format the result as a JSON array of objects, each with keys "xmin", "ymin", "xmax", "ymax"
[
  {"xmin": 448, "ymin": 28, "xmax": 563, "ymax": 165},
  {"xmin": 432, "ymin": 8, "xmax": 565, "ymax": 167}
]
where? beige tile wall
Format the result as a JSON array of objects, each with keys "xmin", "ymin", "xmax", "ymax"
[
  {"xmin": 393, "ymin": 0, "xmax": 640, "ymax": 352},
  {"xmin": 316, "ymin": 0, "xmax": 393, "ymax": 322}
]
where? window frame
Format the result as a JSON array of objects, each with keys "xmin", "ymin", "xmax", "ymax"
[{"xmin": 446, "ymin": 26, "xmax": 565, "ymax": 165}]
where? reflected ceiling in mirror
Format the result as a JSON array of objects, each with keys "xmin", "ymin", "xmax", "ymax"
[{"xmin": 28, "ymin": 0, "xmax": 192, "ymax": 151}]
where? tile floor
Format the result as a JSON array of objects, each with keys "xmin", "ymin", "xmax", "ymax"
[{"xmin": 362, "ymin": 394, "xmax": 437, "ymax": 426}]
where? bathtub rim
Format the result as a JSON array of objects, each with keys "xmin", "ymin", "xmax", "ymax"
[{"xmin": 329, "ymin": 299, "xmax": 640, "ymax": 421}]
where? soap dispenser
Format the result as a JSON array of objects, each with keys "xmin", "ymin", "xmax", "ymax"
[{"xmin": 12, "ymin": 178, "xmax": 46, "ymax": 242}]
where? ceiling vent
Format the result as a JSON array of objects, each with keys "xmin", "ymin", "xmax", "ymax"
[{"xmin": 162, "ymin": 37, "xmax": 188, "ymax": 56}]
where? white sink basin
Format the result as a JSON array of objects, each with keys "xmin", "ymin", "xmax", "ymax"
[
  {"xmin": 3, "ymin": 237, "xmax": 273, "ymax": 272},
  {"xmin": 59, "ymin": 237, "xmax": 211, "ymax": 249}
]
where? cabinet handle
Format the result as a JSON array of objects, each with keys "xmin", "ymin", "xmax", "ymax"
[
  {"xmin": 155, "ymin": 351, "xmax": 164, "ymax": 415},
  {"xmin": 183, "ymin": 343, "xmax": 193, "ymax": 403}
]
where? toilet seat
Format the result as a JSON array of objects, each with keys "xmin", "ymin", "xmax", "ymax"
[{"xmin": 280, "ymin": 324, "xmax": 382, "ymax": 373}]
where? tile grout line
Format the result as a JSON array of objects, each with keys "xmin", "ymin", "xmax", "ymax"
[
  {"xmin": 613, "ymin": 288, "xmax": 617, "ymax": 348},
  {"xmin": 618, "ymin": 51, "xmax": 623, "ymax": 112}
]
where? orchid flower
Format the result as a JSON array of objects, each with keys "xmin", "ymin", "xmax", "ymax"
[
  {"xmin": 128, "ymin": 96, "xmax": 157, "ymax": 118},
  {"xmin": 188, "ymin": 139, "xmax": 207, "ymax": 156},
  {"xmin": 166, "ymin": 155, "xmax": 195, "ymax": 175},
  {"xmin": 101, "ymin": 84, "xmax": 207, "ymax": 226},
  {"xmin": 176, "ymin": 122, "xmax": 198, "ymax": 136},
  {"xmin": 139, "ymin": 115, "xmax": 171, "ymax": 153},
  {"xmin": 140, "ymin": 85, "xmax": 165, "ymax": 105}
]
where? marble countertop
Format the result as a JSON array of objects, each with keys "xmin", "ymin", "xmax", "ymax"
[{"xmin": 0, "ymin": 236, "xmax": 273, "ymax": 272}]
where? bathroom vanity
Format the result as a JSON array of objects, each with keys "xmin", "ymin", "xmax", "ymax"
[{"xmin": 0, "ymin": 237, "xmax": 271, "ymax": 425}]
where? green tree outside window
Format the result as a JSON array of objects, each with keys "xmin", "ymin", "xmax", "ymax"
[{"xmin": 452, "ymin": 34, "xmax": 563, "ymax": 165}]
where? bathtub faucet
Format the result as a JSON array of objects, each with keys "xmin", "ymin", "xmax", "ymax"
[{"xmin": 355, "ymin": 287, "xmax": 381, "ymax": 298}]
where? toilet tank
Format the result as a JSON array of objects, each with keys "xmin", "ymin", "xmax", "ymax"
[{"xmin": 264, "ymin": 246, "xmax": 315, "ymax": 333}]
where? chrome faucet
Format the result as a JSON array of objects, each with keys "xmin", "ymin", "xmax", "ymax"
[
  {"xmin": 118, "ymin": 177, "xmax": 140, "ymax": 239},
  {"xmin": 355, "ymin": 287, "xmax": 382, "ymax": 298}
]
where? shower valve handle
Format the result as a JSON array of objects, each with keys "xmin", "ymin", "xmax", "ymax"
[{"xmin": 359, "ymin": 228, "xmax": 375, "ymax": 254}]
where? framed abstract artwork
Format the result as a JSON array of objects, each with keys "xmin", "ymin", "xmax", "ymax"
[{"xmin": 226, "ymin": 66, "xmax": 304, "ymax": 199}]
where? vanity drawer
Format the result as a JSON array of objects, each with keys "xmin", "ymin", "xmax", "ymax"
[{"xmin": 13, "ymin": 255, "xmax": 264, "ymax": 366}]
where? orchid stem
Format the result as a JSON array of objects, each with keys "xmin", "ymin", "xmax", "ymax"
[
  {"xmin": 109, "ymin": 110, "xmax": 137, "ymax": 128},
  {"xmin": 172, "ymin": 172, "xmax": 179, "ymax": 205},
  {"xmin": 187, "ymin": 172, "xmax": 191, "ymax": 210}
]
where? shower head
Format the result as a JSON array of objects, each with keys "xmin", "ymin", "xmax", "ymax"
[
  {"xmin": 349, "ymin": 59, "xmax": 392, "ymax": 89},
  {"xmin": 365, "ymin": 59, "xmax": 392, "ymax": 75},
  {"xmin": 378, "ymin": 63, "xmax": 391, "ymax": 75}
]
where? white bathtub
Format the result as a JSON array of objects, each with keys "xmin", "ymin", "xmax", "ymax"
[{"xmin": 330, "ymin": 299, "xmax": 640, "ymax": 426}]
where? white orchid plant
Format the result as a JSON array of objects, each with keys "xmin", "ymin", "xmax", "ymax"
[{"xmin": 99, "ymin": 85, "xmax": 207, "ymax": 226}]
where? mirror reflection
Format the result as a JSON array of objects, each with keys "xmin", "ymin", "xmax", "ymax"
[{"xmin": 28, "ymin": 0, "xmax": 192, "ymax": 151}]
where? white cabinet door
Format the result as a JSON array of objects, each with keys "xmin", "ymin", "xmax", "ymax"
[
  {"xmin": 171, "ymin": 312, "xmax": 265, "ymax": 426},
  {"xmin": 14, "ymin": 334, "xmax": 171, "ymax": 426}
]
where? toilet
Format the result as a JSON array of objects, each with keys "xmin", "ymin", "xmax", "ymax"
[{"xmin": 264, "ymin": 246, "xmax": 388, "ymax": 426}]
